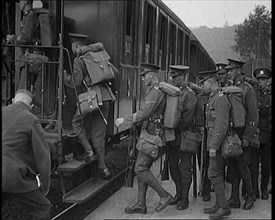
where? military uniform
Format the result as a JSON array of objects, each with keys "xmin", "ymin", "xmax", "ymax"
[
  {"xmin": 247, "ymin": 68, "xmax": 272, "ymax": 200},
  {"xmin": 166, "ymin": 65, "xmax": 197, "ymax": 210},
  {"xmin": 225, "ymin": 59, "xmax": 258, "ymax": 209},
  {"xmin": 122, "ymin": 63, "xmax": 171, "ymax": 214},
  {"xmin": 2, "ymin": 93, "xmax": 51, "ymax": 219},
  {"xmin": 198, "ymin": 70, "xmax": 231, "ymax": 219},
  {"xmin": 15, "ymin": 7, "xmax": 53, "ymax": 116},
  {"xmin": 195, "ymin": 91, "xmax": 212, "ymax": 201},
  {"xmin": 65, "ymin": 40, "xmax": 116, "ymax": 173}
]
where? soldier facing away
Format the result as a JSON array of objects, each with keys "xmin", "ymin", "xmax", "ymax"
[
  {"xmin": 115, "ymin": 63, "xmax": 172, "ymax": 214},
  {"xmin": 225, "ymin": 58, "xmax": 258, "ymax": 210}
]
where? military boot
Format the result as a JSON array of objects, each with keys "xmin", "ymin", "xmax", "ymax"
[
  {"xmin": 261, "ymin": 190, "xmax": 269, "ymax": 200},
  {"xmin": 209, "ymin": 207, "xmax": 231, "ymax": 220},
  {"xmin": 125, "ymin": 203, "xmax": 147, "ymax": 214},
  {"xmin": 155, "ymin": 193, "xmax": 172, "ymax": 212},
  {"xmin": 203, "ymin": 204, "xmax": 219, "ymax": 214},
  {"xmin": 176, "ymin": 183, "xmax": 191, "ymax": 210},
  {"xmin": 226, "ymin": 198, "xmax": 240, "ymax": 208},
  {"xmin": 168, "ymin": 194, "xmax": 181, "ymax": 205},
  {"xmin": 77, "ymin": 135, "xmax": 95, "ymax": 161}
]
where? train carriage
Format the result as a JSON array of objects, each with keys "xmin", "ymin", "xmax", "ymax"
[{"xmin": 2, "ymin": 0, "xmax": 215, "ymax": 206}]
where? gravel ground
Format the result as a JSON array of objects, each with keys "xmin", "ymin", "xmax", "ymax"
[{"xmin": 2, "ymin": 137, "xmax": 130, "ymax": 220}]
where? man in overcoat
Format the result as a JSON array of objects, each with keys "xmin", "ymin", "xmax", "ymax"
[{"xmin": 2, "ymin": 89, "xmax": 51, "ymax": 220}]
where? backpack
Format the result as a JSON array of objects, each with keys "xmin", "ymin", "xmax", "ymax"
[
  {"xmin": 221, "ymin": 86, "xmax": 246, "ymax": 128},
  {"xmin": 81, "ymin": 49, "xmax": 116, "ymax": 86},
  {"xmin": 33, "ymin": 8, "xmax": 54, "ymax": 46},
  {"xmin": 158, "ymin": 81, "xmax": 181, "ymax": 129}
]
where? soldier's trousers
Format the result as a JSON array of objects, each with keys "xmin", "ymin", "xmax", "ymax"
[
  {"xmin": 18, "ymin": 66, "xmax": 52, "ymax": 115},
  {"xmin": 134, "ymin": 150, "xmax": 168, "ymax": 204},
  {"xmin": 208, "ymin": 148, "xmax": 227, "ymax": 208},
  {"xmin": 72, "ymin": 100, "xmax": 109, "ymax": 169},
  {"xmin": 9, "ymin": 189, "xmax": 51, "ymax": 220},
  {"xmin": 227, "ymin": 146, "xmax": 254, "ymax": 200},
  {"xmin": 243, "ymin": 143, "xmax": 271, "ymax": 194},
  {"xmin": 168, "ymin": 145, "xmax": 192, "ymax": 200}
]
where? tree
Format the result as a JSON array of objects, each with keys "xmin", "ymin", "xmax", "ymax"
[{"xmin": 232, "ymin": 5, "xmax": 271, "ymax": 62}]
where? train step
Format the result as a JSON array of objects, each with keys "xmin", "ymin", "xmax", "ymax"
[
  {"xmin": 62, "ymin": 177, "xmax": 109, "ymax": 204},
  {"xmin": 57, "ymin": 158, "xmax": 96, "ymax": 172}
]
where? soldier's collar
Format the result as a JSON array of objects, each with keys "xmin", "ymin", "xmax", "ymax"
[
  {"xmin": 234, "ymin": 75, "xmax": 245, "ymax": 86},
  {"xmin": 209, "ymin": 88, "xmax": 220, "ymax": 98},
  {"xmin": 179, "ymin": 82, "xmax": 188, "ymax": 90}
]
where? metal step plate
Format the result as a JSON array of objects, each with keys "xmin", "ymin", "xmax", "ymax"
[
  {"xmin": 57, "ymin": 159, "xmax": 95, "ymax": 172},
  {"xmin": 62, "ymin": 177, "xmax": 109, "ymax": 204}
]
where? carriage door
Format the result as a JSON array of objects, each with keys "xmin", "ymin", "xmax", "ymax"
[{"xmin": 117, "ymin": 0, "xmax": 138, "ymax": 133}]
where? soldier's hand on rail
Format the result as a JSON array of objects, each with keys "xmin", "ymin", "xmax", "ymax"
[
  {"xmin": 115, "ymin": 118, "xmax": 124, "ymax": 127},
  {"xmin": 209, "ymin": 148, "xmax": 216, "ymax": 157},
  {"xmin": 6, "ymin": 34, "xmax": 15, "ymax": 44},
  {"xmin": 242, "ymin": 138, "xmax": 249, "ymax": 147}
]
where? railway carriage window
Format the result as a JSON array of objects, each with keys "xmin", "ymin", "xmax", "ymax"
[
  {"xmin": 158, "ymin": 13, "xmax": 167, "ymax": 69},
  {"xmin": 168, "ymin": 22, "xmax": 176, "ymax": 65},
  {"xmin": 177, "ymin": 29, "xmax": 184, "ymax": 64},
  {"xmin": 143, "ymin": 3, "xmax": 156, "ymax": 63},
  {"xmin": 125, "ymin": 0, "xmax": 135, "ymax": 64},
  {"xmin": 184, "ymin": 34, "xmax": 190, "ymax": 65}
]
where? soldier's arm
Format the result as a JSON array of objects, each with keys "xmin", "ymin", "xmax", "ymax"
[
  {"xmin": 31, "ymin": 119, "xmax": 51, "ymax": 193},
  {"xmin": 242, "ymin": 87, "xmax": 259, "ymax": 142},
  {"xmin": 175, "ymin": 91, "xmax": 197, "ymax": 131},
  {"xmin": 209, "ymin": 95, "xmax": 230, "ymax": 151},
  {"xmin": 15, "ymin": 12, "xmax": 38, "ymax": 45},
  {"xmin": 123, "ymin": 88, "xmax": 163, "ymax": 126},
  {"xmin": 64, "ymin": 58, "xmax": 84, "ymax": 87}
]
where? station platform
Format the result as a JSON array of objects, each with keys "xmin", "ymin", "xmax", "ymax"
[{"xmin": 84, "ymin": 156, "xmax": 272, "ymax": 220}]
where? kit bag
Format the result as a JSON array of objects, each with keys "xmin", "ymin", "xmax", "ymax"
[
  {"xmin": 180, "ymin": 130, "xmax": 200, "ymax": 154},
  {"xmin": 82, "ymin": 49, "xmax": 115, "ymax": 86},
  {"xmin": 221, "ymin": 133, "xmax": 243, "ymax": 158},
  {"xmin": 221, "ymin": 86, "xmax": 246, "ymax": 128},
  {"xmin": 136, "ymin": 127, "xmax": 164, "ymax": 158},
  {"xmin": 159, "ymin": 81, "xmax": 181, "ymax": 129},
  {"xmin": 25, "ymin": 51, "xmax": 49, "ymax": 75},
  {"xmin": 77, "ymin": 82, "xmax": 99, "ymax": 115}
]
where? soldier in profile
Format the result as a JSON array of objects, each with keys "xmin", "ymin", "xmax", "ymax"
[{"xmin": 115, "ymin": 63, "xmax": 172, "ymax": 214}]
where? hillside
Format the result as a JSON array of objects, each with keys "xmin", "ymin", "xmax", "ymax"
[{"xmin": 191, "ymin": 25, "xmax": 240, "ymax": 64}]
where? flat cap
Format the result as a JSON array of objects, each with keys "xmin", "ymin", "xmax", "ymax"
[
  {"xmin": 169, "ymin": 65, "xmax": 189, "ymax": 77},
  {"xmin": 253, "ymin": 67, "xmax": 271, "ymax": 79},
  {"xmin": 140, "ymin": 63, "xmax": 160, "ymax": 76},
  {"xmin": 225, "ymin": 58, "xmax": 245, "ymax": 70},
  {"xmin": 68, "ymin": 33, "xmax": 88, "ymax": 43},
  {"xmin": 197, "ymin": 70, "xmax": 218, "ymax": 83},
  {"xmin": 15, "ymin": 89, "xmax": 33, "ymax": 99}
]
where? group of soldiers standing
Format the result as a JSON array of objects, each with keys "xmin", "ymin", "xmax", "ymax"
[{"xmin": 115, "ymin": 58, "xmax": 271, "ymax": 220}]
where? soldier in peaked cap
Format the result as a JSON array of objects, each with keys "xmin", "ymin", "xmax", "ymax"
[
  {"xmin": 246, "ymin": 67, "xmax": 272, "ymax": 200},
  {"xmin": 198, "ymin": 69, "xmax": 232, "ymax": 219},
  {"xmin": 216, "ymin": 63, "xmax": 230, "ymax": 87},
  {"xmin": 64, "ymin": 33, "xmax": 118, "ymax": 179},
  {"xmin": 166, "ymin": 65, "xmax": 198, "ymax": 210},
  {"xmin": 225, "ymin": 57, "xmax": 258, "ymax": 210},
  {"xmin": 115, "ymin": 63, "xmax": 172, "ymax": 214}
]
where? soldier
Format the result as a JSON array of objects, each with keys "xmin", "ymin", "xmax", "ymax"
[
  {"xmin": 64, "ymin": 33, "xmax": 117, "ymax": 179},
  {"xmin": 166, "ymin": 65, "xmax": 197, "ymax": 210},
  {"xmin": 198, "ymin": 70, "xmax": 231, "ymax": 220},
  {"xmin": 216, "ymin": 63, "xmax": 230, "ymax": 87},
  {"xmin": 6, "ymin": 0, "xmax": 53, "ymax": 117},
  {"xmin": 250, "ymin": 67, "xmax": 272, "ymax": 200},
  {"xmin": 115, "ymin": 63, "xmax": 172, "ymax": 214},
  {"xmin": 2, "ymin": 89, "xmax": 51, "ymax": 220},
  {"xmin": 225, "ymin": 58, "xmax": 258, "ymax": 210}
]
